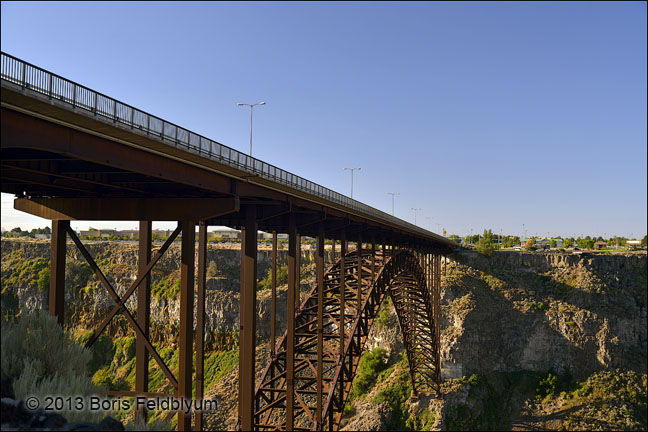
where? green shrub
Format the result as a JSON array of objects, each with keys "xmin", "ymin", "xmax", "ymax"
[
  {"xmin": 476, "ymin": 230, "xmax": 496, "ymax": 257},
  {"xmin": 0, "ymin": 311, "xmax": 107, "ymax": 423},
  {"xmin": 207, "ymin": 261, "xmax": 220, "ymax": 278},
  {"xmin": 373, "ymin": 370, "xmax": 412, "ymax": 430},
  {"xmin": 37, "ymin": 267, "xmax": 50, "ymax": 291},
  {"xmin": 406, "ymin": 407, "xmax": 436, "ymax": 430},
  {"xmin": 151, "ymin": 277, "xmax": 180, "ymax": 299},
  {"xmin": 258, "ymin": 263, "xmax": 288, "ymax": 291},
  {"xmin": 376, "ymin": 307, "xmax": 391, "ymax": 330},
  {"xmin": 349, "ymin": 348, "xmax": 389, "ymax": 401},
  {"xmin": 536, "ymin": 372, "xmax": 558, "ymax": 400}
]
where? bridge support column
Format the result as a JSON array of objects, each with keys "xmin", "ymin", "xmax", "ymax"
[
  {"xmin": 271, "ymin": 231, "xmax": 277, "ymax": 358},
  {"xmin": 353, "ymin": 233, "xmax": 362, "ymax": 373},
  {"xmin": 435, "ymin": 254, "xmax": 442, "ymax": 385},
  {"xmin": 296, "ymin": 233, "xmax": 301, "ymax": 309},
  {"xmin": 49, "ymin": 220, "xmax": 69, "ymax": 325},
  {"xmin": 371, "ymin": 237, "xmax": 376, "ymax": 283},
  {"xmin": 178, "ymin": 220, "xmax": 195, "ymax": 431},
  {"xmin": 286, "ymin": 214, "xmax": 297, "ymax": 430},
  {"xmin": 268, "ymin": 230, "xmax": 277, "ymax": 406},
  {"xmin": 195, "ymin": 221, "xmax": 207, "ymax": 430},
  {"xmin": 239, "ymin": 207, "xmax": 257, "ymax": 431},
  {"xmin": 316, "ymin": 223, "xmax": 325, "ymax": 429},
  {"xmin": 338, "ymin": 229, "xmax": 346, "ymax": 412},
  {"xmin": 136, "ymin": 220, "xmax": 151, "ymax": 422}
]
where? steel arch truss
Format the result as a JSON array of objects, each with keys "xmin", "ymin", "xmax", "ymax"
[{"xmin": 254, "ymin": 248, "xmax": 442, "ymax": 431}]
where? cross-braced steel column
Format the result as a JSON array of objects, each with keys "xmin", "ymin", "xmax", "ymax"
[
  {"xmin": 196, "ymin": 221, "xmax": 207, "ymax": 430},
  {"xmin": 178, "ymin": 220, "xmax": 195, "ymax": 431},
  {"xmin": 239, "ymin": 207, "xmax": 257, "ymax": 431},
  {"xmin": 49, "ymin": 220, "xmax": 69, "ymax": 325},
  {"xmin": 136, "ymin": 220, "xmax": 151, "ymax": 422}
]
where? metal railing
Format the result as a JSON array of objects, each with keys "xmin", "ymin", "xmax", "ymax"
[{"xmin": 1, "ymin": 52, "xmax": 441, "ymax": 240}]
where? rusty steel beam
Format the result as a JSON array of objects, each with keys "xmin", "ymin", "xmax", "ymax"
[
  {"xmin": 49, "ymin": 220, "xmax": 68, "ymax": 325},
  {"xmin": 14, "ymin": 196, "xmax": 239, "ymax": 221},
  {"xmin": 196, "ymin": 221, "xmax": 207, "ymax": 431},
  {"xmin": 136, "ymin": 220, "xmax": 151, "ymax": 423},
  {"xmin": 178, "ymin": 220, "xmax": 195, "ymax": 431},
  {"xmin": 239, "ymin": 207, "xmax": 257, "ymax": 431},
  {"xmin": 1, "ymin": 108, "xmax": 232, "ymax": 195}
]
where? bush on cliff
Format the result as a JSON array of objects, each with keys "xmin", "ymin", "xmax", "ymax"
[
  {"xmin": 0, "ymin": 311, "xmax": 106, "ymax": 423},
  {"xmin": 349, "ymin": 348, "xmax": 389, "ymax": 401},
  {"xmin": 258, "ymin": 263, "xmax": 289, "ymax": 291}
]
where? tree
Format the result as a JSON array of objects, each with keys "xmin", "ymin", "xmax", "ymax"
[
  {"xmin": 207, "ymin": 261, "xmax": 220, "ymax": 278},
  {"xmin": 550, "ymin": 239, "xmax": 557, "ymax": 248},
  {"xmin": 476, "ymin": 229, "xmax": 495, "ymax": 256},
  {"xmin": 563, "ymin": 238, "xmax": 574, "ymax": 248},
  {"xmin": 642, "ymin": 235, "xmax": 647, "ymax": 248}
]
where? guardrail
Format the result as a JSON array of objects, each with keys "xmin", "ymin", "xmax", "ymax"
[{"xmin": 1, "ymin": 51, "xmax": 441, "ymax": 240}]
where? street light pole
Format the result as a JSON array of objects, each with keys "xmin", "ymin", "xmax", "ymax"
[
  {"xmin": 411, "ymin": 208, "xmax": 422, "ymax": 226},
  {"xmin": 387, "ymin": 192, "xmax": 400, "ymax": 216},
  {"xmin": 237, "ymin": 101, "xmax": 266, "ymax": 156},
  {"xmin": 344, "ymin": 168, "xmax": 361, "ymax": 199}
]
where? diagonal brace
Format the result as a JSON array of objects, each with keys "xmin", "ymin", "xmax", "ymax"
[
  {"xmin": 85, "ymin": 225, "xmax": 181, "ymax": 347},
  {"xmin": 66, "ymin": 227, "xmax": 179, "ymax": 389}
]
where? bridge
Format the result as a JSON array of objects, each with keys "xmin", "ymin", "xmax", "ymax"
[{"xmin": 1, "ymin": 52, "xmax": 456, "ymax": 431}]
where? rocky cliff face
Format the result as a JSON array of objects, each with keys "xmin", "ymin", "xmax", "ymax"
[{"xmin": 441, "ymin": 251, "xmax": 646, "ymax": 379}]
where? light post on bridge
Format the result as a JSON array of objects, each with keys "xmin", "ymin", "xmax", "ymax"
[
  {"xmin": 411, "ymin": 208, "xmax": 422, "ymax": 226},
  {"xmin": 387, "ymin": 192, "xmax": 400, "ymax": 216},
  {"xmin": 237, "ymin": 101, "xmax": 266, "ymax": 156},
  {"xmin": 344, "ymin": 168, "xmax": 361, "ymax": 199}
]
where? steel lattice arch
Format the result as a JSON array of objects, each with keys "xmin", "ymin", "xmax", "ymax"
[{"xmin": 254, "ymin": 246, "xmax": 442, "ymax": 431}]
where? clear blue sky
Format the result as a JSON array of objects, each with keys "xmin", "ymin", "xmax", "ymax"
[{"xmin": 1, "ymin": 1, "xmax": 646, "ymax": 238}]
